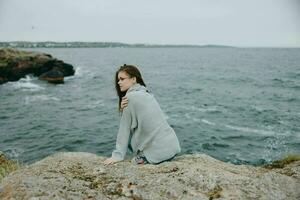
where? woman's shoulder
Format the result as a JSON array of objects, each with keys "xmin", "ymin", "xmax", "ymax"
[
  {"xmin": 126, "ymin": 90, "xmax": 153, "ymax": 103},
  {"xmin": 126, "ymin": 89, "xmax": 148, "ymax": 97}
]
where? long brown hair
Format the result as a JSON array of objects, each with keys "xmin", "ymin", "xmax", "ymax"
[{"xmin": 115, "ymin": 64, "xmax": 147, "ymax": 112}]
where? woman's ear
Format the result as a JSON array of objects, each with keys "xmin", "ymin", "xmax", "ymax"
[{"xmin": 133, "ymin": 77, "xmax": 137, "ymax": 83}]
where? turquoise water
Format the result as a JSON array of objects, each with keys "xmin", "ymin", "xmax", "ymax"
[{"xmin": 0, "ymin": 47, "xmax": 299, "ymax": 165}]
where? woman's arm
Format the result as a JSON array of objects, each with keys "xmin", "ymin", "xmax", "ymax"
[{"xmin": 104, "ymin": 100, "xmax": 132, "ymax": 165}]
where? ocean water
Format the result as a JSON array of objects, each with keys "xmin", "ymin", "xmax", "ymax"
[{"xmin": 0, "ymin": 47, "xmax": 299, "ymax": 165}]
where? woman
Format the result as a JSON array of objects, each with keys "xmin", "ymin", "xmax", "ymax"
[{"xmin": 103, "ymin": 64, "xmax": 181, "ymax": 165}]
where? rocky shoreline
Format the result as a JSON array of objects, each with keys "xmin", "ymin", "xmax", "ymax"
[
  {"xmin": 0, "ymin": 152, "xmax": 299, "ymax": 200},
  {"xmin": 0, "ymin": 48, "xmax": 75, "ymax": 84}
]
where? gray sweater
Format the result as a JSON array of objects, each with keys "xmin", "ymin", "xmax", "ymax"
[{"xmin": 111, "ymin": 83, "xmax": 181, "ymax": 164}]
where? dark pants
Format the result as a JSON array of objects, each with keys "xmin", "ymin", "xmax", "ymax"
[
  {"xmin": 153, "ymin": 154, "xmax": 177, "ymax": 165},
  {"xmin": 137, "ymin": 150, "xmax": 177, "ymax": 165}
]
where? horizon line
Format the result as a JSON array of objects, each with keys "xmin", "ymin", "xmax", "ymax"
[{"xmin": 0, "ymin": 41, "xmax": 299, "ymax": 48}]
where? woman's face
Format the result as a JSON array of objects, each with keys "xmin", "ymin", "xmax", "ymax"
[{"xmin": 117, "ymin": 71, "xmax": 136, "ymax": 92}]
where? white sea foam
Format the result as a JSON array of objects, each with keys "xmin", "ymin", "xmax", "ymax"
[
  {"xmin": 224, "ymin": 124, "xmax": 275, "ymax": 135},
  {"xmin": 85, "ymin": 100, "xmax": 105, "ymax": 109},
  {"xmin": 24, "ymin": 95, "xmax": 60, "ymax": 104},
  {"xmin": 197, "ymin": 106, "xmax": 219, "ymax": 113},
  {"xmin": 74, "ymin": 66, "xmax": 91, "ymax": 78},
  {"xmin": 61, "ymin": 67, "xmax": 80, "ymax": 81},
  {"xmin": 4, "ymin": 147, "xmax": 24, "ymax": 159},
  {"xmin": 184, "ymin": 113, "xmax": 199, "ymax": 122},
  {"xmin": 184, "ymin": 113, "xmax": 192, "ymax": 119},
  {"xmin": 183, "ymin": 105, "xmax": 223, "ymax": 113},
  {"xmin": 262, "ymin": 135, "xmax": 289, "ymax": 163},
  {"xmin": 184, "ymin": 113, "xmax": 216, "ymax": 125},
  {"xmin": 65, "ymin": 76, "xmax": 75, "ymax": 81},
  {"xmin": 74, "ymin": 67, "xmax": 82, "ymax": 77},
  {"xmin": 250, "ymin": 105, "xmax": 264, "ymax": 112},
  {"xmin": 8, "ymin": 75, "xmax": 44, "ymax": 91},
  {"xmin": 201, "ymin": 119, "xmax": 216, "ymax": 126}
]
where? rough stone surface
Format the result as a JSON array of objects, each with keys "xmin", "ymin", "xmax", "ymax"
[
  {"xmin": 0, "ymin": 48, "xmax": 75, "ymax": 84},
  {"xmin": 0, "ymin": 152, "xmax": 299, "ymax": 200},
  {"xmin": 39, "ymin": 68, "xmax": 64, "ymax": 84}
]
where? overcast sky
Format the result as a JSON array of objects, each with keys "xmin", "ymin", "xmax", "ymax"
[{"xmin": 0, "ymin": 0, "xmax": 299, "ymax": 47}]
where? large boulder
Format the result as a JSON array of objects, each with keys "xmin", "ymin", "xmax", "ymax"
[
  {"xmin": 0, "ymin": 48, "xmax": 75, "ymax": 84},
  {"xmin": 0, "ymin": 152, "xmax": 299, "ymax": 200},
  {"xmin": 39, "ymin": 68, "xmax": 64, "ymax": 84}
]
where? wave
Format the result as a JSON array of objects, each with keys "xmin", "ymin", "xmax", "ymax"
[
  {"xmin": 201, "ymin": 119, "xmax": 216, "ymax": 126},
  {"xmin": 7, "ymin": 75, "xmax": 44, "ymax": 92},
  {"xmin": 262, "ymin": 135, "xmax": 290, "ymax": 163},
  {"xmin": 85, "ymin": 100, "xmax": 105, "ymax": 109},
  {"xmin": 24, "ymin": 95, "xmax": 60, "ymax": 104},
  {"xmin": 184, "ymin": 113, "xmax": 217, "ymax": 126},
  {"xmin": 184, "ymin": 113, "xmax": 197, "ymax": 120},
  {"xmin": 269, "ymin": 94, "xmax": 299, "ymax": 103},
  {"xmin": 272, "ymin": 78, "xmax": 285, "ymax": 84},
  {"xmin": 290, "ymin": 85, "xmax": 300, "ymax": 90},
  {"xmin": 285, "ymin": 97, "xmax": 298, "ymax": 102},
  {"xmin": 64, "ymin": 76, "xmax": 76, "ymax": 81},
  {"xmin": 3, "ymin": 147, "xmax": 24, "ymax": 160},
  {"xmin": 249, "ymin": 105, "xmax": 272, "ymax": 113},
  {"xmin": 74, "ymin": 66, "xmax": 82, "ymax": 77},
  {"xmin": 196, "ymin": 106, "xmax": 222, "ymax": 113},
  {"xmin": 202, "ymin": 142, "xmax": 230, "ymax": 150},
  {"xmin": 184, "ymin": 112, "xmax": 216, "ymax": 125},
  {"xmin": 182, "ymin": 105, "xmax": 224, "ymax": 113},
  {"xmin": 184, "ymin": 113, "xmax": 201, "ymax": 123},
  {"xmin": 271, "ymin": 78, "xmax": 300, "ymax": 90},
  {"xmin": 221, "ymin": 135, "xmax": 250, "ymax": 140},
  {"xmin": 224, "ymin": 124, "xmax": 275, "ymax": 135},
  {"xmin": 73, "ymin": 66, "xmax": 96, "ymax": 79}
]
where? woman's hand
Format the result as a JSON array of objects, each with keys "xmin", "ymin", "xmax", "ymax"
[
  {"xmin": 103, "ymin": 157, "xmax": 118, "ymax": 165},
  {"xmin": 120, "ymin": 96, "xmax": 128, "ymax": 111}
]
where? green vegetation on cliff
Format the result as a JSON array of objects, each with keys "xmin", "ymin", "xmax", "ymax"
[{"xmin": 0, "ymin": 152, "xmax": 21, "ymax": 182}]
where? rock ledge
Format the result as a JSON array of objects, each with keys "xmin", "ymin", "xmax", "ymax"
[{"xmin": 0, "ymin": 152, "xmax": 299, "ymax": 200}]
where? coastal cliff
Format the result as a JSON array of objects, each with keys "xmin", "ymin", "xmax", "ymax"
[
  {"xmin": 0, "ymin": 48, "xmax": 75, "ymax": 84},
  {"xmin": 0, "ymin": 152, "xmax": 299, "ymax": 200}
]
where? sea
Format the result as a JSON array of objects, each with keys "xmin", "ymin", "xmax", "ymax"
[{"xmin": 0, "ymin": 47, "xmax": 299, "ymax": 165}]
